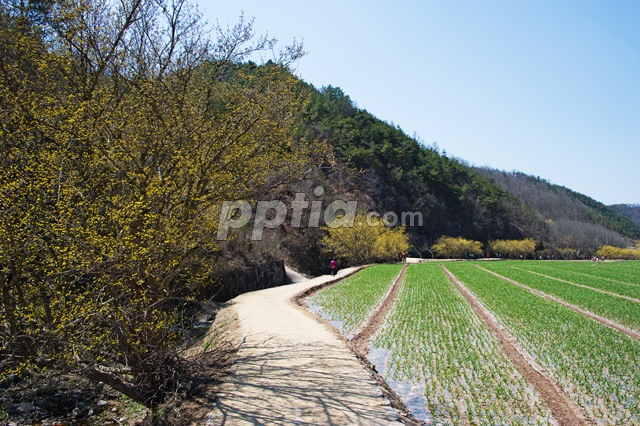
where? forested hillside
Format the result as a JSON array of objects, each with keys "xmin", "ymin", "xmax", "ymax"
[
  {"xmin": 273, "ymin": 85, "xmax": 638, "ymax": 268},
  {"xmin": 292, "ymin": 86, "xmax": 546, "ymax": 253},
  {"xmin": 472, "ymin": 169, "xmax": 639, "ymax": 251},
  {"xmin": 611, "ymin": 204, "xmax": 640, "ymax": 228},
  {"xmin": 0, "ymin": 0, "xmax": 319, "ymax": 409}
]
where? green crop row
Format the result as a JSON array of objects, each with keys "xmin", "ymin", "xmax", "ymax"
[
  {"xmin": 480, "ymin": 262, "xmax": 640, "ymax": 333},
  {"xmin": 548, "ymin": 261, "xmax": 640, "ymax": 286},
  {"xmin": 513, "ymin": 262, "xmax": 640, "ymax": 299},
  {"xmin": 309, "ymin": 264, "xmax": 403, "ymax": 334},
  {"xmin": 446, "ymin": 262, "xmax": 640, "ymax": 425},
  {"xmin": 373, "ymin": 264, "xmax": 553, "ymax": 426}
]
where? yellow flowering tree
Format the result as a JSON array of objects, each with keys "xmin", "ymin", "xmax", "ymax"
[
  {"xmin": 431, "ymin": 236, "xmax": 483, "ymax": 259},
  {"xmin": 0, "ymin": 0, "xmax": 321, "ymax": 407},
  {"xmin": 596, "ymin": 245, "xmax": 640, "ymax": 260},
  {"xmin": 319, "ymin": 212, "xmax": 410, "ymax": 265},
  {"xmin": 489, "ymin": 238, "xmax": 537, "ymax": 259}
]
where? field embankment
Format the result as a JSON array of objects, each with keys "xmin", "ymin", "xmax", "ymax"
[{"xmin": 205, "ymin": 267, "xmax": 405, "ymax": 425}]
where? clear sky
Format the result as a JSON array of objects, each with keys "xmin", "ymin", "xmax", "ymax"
[{"xmin": 203, "ymin": 1, "xmax": 640, "ymax": 205}]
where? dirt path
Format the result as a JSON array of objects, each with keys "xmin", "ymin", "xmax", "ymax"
[
  {"xmin": 440, "ymin": 265, "xmax": 589, "ymax": 426},
  {"xmin": 296, "ymin": 264, "xmax": 422, "ymax": 425},
  {"xmin": 477, "ymin": 265, "xmax": 640, "ymax": 342},
  {"xmin": 204, "ymin": 267, "xmax": 404, "ymax": 426},
  {"xmin": 285, "ymin": 266, "xmax": 308, "ymax": 283}
]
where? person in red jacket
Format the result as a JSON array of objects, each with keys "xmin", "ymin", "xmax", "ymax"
[{"xmin": 330, "ymin": 259, "xmax": 337, "ymax": 276}]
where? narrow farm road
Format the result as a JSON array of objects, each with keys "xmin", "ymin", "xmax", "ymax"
[{"xmin": 203, "ymin": 267, "xmax": 404, "ymax": 426}]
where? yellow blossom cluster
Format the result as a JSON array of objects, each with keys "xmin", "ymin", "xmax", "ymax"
[{"xmin": 0, "ymin": 0, "xmax": 321, "ymax": 407}]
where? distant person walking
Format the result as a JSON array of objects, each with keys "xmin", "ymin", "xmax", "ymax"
[{"xmin": 330, "ymin": 259, "xmax": 337, "ymax": 276}]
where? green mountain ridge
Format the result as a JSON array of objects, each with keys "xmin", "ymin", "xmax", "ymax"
[
  {"xmin": 287, "ymin": 83, "xmax": 638, "ymax": 263},
  {"xmin": 178, "ymin": 71, "xmax": 636, "ymax": 275},
  {"xmin": 611, "ymin": 204, "xmax": 640, "ymax": 228},
  {"xmin": 297, "ymin": 86, "xmax": 540, "ymax": 242},
  {"xmin": 472, "ymin": 169, "xmax": 639, "ymax": 240}
]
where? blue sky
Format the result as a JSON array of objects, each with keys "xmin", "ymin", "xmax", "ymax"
[{"xmin": 204, "ymin": 1, "xmax": 640, "ymax": 205}]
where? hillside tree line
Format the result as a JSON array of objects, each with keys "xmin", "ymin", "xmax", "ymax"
[{"xmin": 0, "ymin": 0, "xmax": 322, "ymax": 407}]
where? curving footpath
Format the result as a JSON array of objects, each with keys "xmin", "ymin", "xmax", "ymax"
[{"xmin": 204, "ymin": 267, "xmax": 403, "ymax": 425}]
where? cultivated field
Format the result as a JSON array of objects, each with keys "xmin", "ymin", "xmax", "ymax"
[
  {"xmin": 308, "ymin": 264, "xmax": 403, "ymax": 335},
  {"xmin": 309, "ymin": 260, "xmax": 640, "ymax": 425}
]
